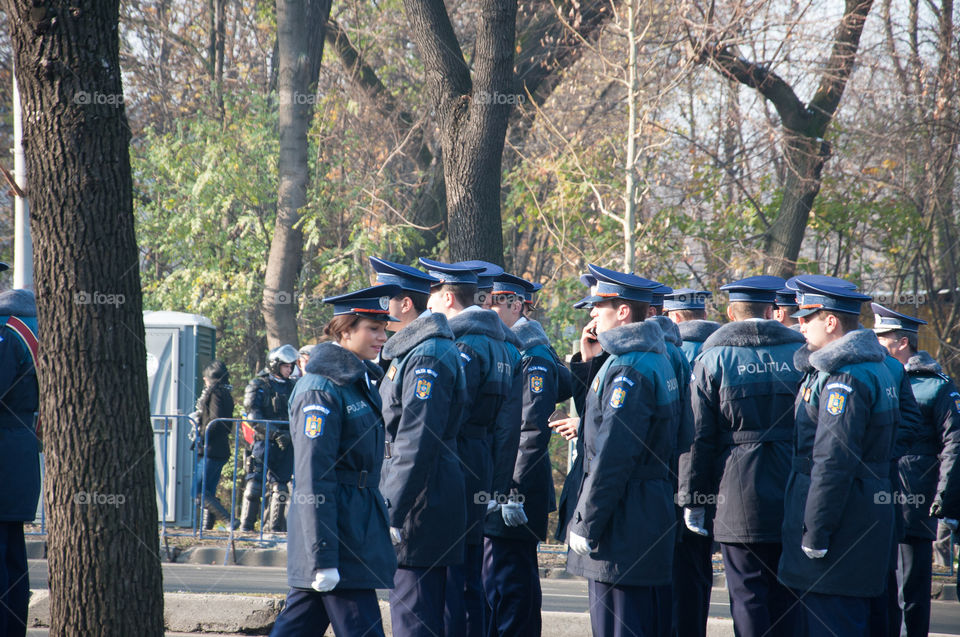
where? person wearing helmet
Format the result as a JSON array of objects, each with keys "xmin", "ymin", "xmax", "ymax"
[
  {"xmin": 270, "ymin": 285, "xmax": 398, "ymax": 637},
  {"xmin": 240, "ymin": 344, "xmax": 298, "ymax": 533}
]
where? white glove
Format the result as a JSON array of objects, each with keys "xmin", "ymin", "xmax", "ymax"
[
  {"xmin": 310, "ymin": 568, "xmax": 340, "ymax": 592},
  {"xmin": 486, "ymin": 500, "xmax": 501, "ymax": 515},
  {"xmin": 568, "ymin": 531, "xmax": 593, "ymax": 556},
  {"xmin": 389, "ymin": 527, "xmax": 403, "ymax": 545},
  {"xmin": 801, "ymin": 545, "xmax": 827, "ymax": 559},
  {"xmin": 944, "ymin": 518, "xmax": 959, "ymax": 532},
  {"xmin": 683, "ymin": 507, "xmax": 709, "ymax": 537},
  {"xmin": 501, "ymin": 501, "xmax": 528, "ymax": 527}
]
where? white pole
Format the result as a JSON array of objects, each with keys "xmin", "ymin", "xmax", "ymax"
[{"xmin": 13, "ymin": 73, "xmax": 32, "ymax": 290}]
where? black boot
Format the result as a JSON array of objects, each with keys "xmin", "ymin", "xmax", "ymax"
[{"xmin": 203, "ymin": 507, "xmax": 216, "ymax": 530}]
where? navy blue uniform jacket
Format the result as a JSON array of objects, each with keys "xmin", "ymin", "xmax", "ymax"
[
  {"xmin": 778, "ymin": 329, "xmax": 898, "ymax": 598},
  {"xmin": 286, "ymin": 343, "xmax": 396, "ymax": 590},
  {"xmin": 379, "ymin": 313, "xmax": 468, "ymax": 567}
]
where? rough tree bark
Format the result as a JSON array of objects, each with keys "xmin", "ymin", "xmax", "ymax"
[
  {"xmin": 691, "ymin": 0, "xmax": 874, "ymax": 277},
  {"xmin": 261, "ymin": 0, "xmax": 332, "ymax": 349},
  {"xmin": 402, "ymin": 0, "xmax": 518, "ymax": 264},
  {"xmin": 3, "ymin": 1, "xmax": 164, "ymax": 635}
]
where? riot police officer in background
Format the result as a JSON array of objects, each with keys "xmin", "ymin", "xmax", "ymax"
[{"xmin": 241, "ymin": 344, "xmax": 298, "ymax": 533}]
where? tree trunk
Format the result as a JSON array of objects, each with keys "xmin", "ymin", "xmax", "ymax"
[
  {"xmin": 763, "ymin": 134, "xmax": 830, "ymax": 277},
  {"xmin": 262, "ymin": 0, "xmax": 331, "ymax": 349},
  {"xmin": 3, "ymin": 1, "xmax": 164, "ymax": 634},
  {"xmin": 403, "ymin": 0, "xmax": 517, "ymax": 265}
]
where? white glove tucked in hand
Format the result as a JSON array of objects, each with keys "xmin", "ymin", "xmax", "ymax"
[
  {"xmin": 683, "ymin": 507, "xmax": 709, "ymax": 537},
  {"xmin": 486, "ymin": 500, "xmax": 501, "ymax": 515},
  {"xmin": 801, "ymin": 545, "xmax": 827, "ymax": 559},
  {"xmin": 310, "ymin": 568, "xmax": 341, "ymax": 592},
  {"xmin": 390, "ymin": 527, "xmax": 403, "ymax": 545},
  {"xmin": 501, "ymin": 501, "xmax": 528, "ymax": 527},
  {"xmin": 568, "ymin": 531, "xmax": 594, "ymax": 556}
]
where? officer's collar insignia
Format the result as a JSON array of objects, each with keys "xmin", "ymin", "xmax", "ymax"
[
  {"xmin": 826, "ymin": 390, "xmax": 847, "ymax": 416},
  {"xmin": 803, "ymin": 386, "xmax": 813, "ymax": 402},
  {"xmin": 592, "ymin": 375, "xmax": 601, "ymax": 393},
  {"xmin": 387, "ymin": 364, "xmax": 397, "ymax": 381}
]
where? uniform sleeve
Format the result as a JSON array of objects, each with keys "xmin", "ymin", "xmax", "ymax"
[
  {"xmin": 290, "ymin": 388, "xmax": 342, "ymax": 569},
  {"xmin": 569, "ymin": 352, "xmax": 607, "ymax": 416},
  {"xmin": 490, "ymin": 357, "xmax": 523, "ymax": 498},
  {"xmin": 893, "ymin": 370, "xmax": 923, "ymax": 459},
  {"xmin": 570, "ymin": 366, "xmax": 653, "ymax": 540},
  {"xmin": 934, "ymin": 384, "xmax": 960, "ymax": 518},
  {"xmin": 383, "ymin": 355, "xmax": 456, "ymax": 526},
  {"xmin": 456, "ymin": 341, "xmax": 486, "ymax": 411},
  {"xmin": 243, "ymin": 379, "xmax": 266, "ymax": 426},
  {"xmin": 207, "ymin": 389, "xmax": 235, "ymax": 438},
  {"xmin": 513, "ymin": 356, "xmax": 559, "ymax": 488},
  {"xmin": 803, "ymin": 374, "xmax": 868, "ymax": 550},
  {"xmin": 683, "ymin": 358, "xmax": 722, "ymax": 503}
]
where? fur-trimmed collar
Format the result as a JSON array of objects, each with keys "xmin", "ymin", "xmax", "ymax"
[
  {"xmin": 502, "ymin": 322, "xmax": 522, "ymax": 348},
  {"xmin": 597, "ymin": 320, "xmax": 665, "ymax": 356},
  {"xmin": 648, "ymin": 315, "xmax": 681, "ymax": 347},
  {"xmin": 448, "ymin": 307, "xmax": 505, "ymax": 341},
  {"xmin": 383, "ymin": 313, "xmax": 454, "ymax": 360},
  {"xmin": 678, "ymin": 319, "xmax": 721, "ymax": 343},
  {"xmin": 905, "ymin": 351, "xmax": 943, "ymax": 375},
  {"xmin": 513, "ymin": 319, "xmax": 550, "ymax": 351},
  {"xmin": 0, "ymin": 289, "xmax": 36, "ymax": 317},
  {"xmin": 795, "ymin": 329, "xmax": 886, "ymax": 374},
  {"xmin": 305, "ymin": 342, "xmax": 367, "ymax": 385},
  {"xmin": 702, "ymin": 319, "xmax": 805, "ymax": 352}
]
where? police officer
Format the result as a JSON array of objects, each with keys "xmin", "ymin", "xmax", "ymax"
[
  {"xmin": 647, "ymin": 282, "xmax": 671, "ymax": 317},
  {"xmin": 562, "ymin": 265, "xmax": 680, "ymax": 637},
  {"xmin": 485, "ymin": 273, "xmax": 559, "ymax": 636},
  {"xmin": 664, "ymin": 288, "xmax": 720, "ymax": 364},
  {"xmin": 681, "ymin": 276, "xmax": 806, "ymax": 637},
  {"xmin": 271, "ymin": 285, "xmax": 398, "ymax": 637},
  {"xmin": 370, "ymin": 256, "xmax": 468, "ymax": 637},
  {"xmin": 775, "ymin": 288, "xmax": 800, "ymax": 328},
  {"xmin": 455, "ymin": 260, "xmax": 504, "ymax": 310},
  {"xmin": 0, "ymin": 282, "xmax": 40, "ymax": 637},
  {"xmin": 241, "ymin": 344, "xmax": 298, "ymax": 532},
  {"xmin": 872, "ymin": 303, "xmax": 960, "ymax": 637},
  {"xmin": 419, "ymin": 257, "xmax": 513, "ymax": 637},
  {"xmin": 778, "ymin": 276, "xmax": 899, "ymax": 636}
]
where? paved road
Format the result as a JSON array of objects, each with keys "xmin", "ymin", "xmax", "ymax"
[{"xmin": 27, "ymin": 560, "xmax": 960, "ymax": 634}]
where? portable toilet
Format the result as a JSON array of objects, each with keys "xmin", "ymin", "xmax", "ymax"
[{"xmin": 144, "ymin": 311, "xmax": 216, "ymax": 526}]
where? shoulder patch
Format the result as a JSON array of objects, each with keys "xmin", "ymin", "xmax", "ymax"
[
  {"xmin": 415, "ymin": 377, "xmax": 433, "ymax": 400},
  {"xmin": 825, "ymin": 390, "xmax": 847, "ymax": 416},
  {"xmin": 951, "ymin": 392, "xmax": 960, "ymax": 414},
  {"xmin": 609, "ymin": 386, "xmax": 628, "ymax": 409},
  {"xmin": 304, "ymin": 413, "xmax": 324, "ymax": 438},
  {"xmin": 460, "ymin": 351, "xmax": 472, "ymax": 363},
  {"xmin": 612, "ymin": 375, "xmax": 636, "ymax": 387},
  {"xmin": 530, "ymin": 374, "xmax": 544, "ymax": 394},
  {"xmin": 825, "ymin": 382, "xmax": 853, "ymax": 393}
]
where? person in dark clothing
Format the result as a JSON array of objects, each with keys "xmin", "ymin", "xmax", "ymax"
[
  {"xmin": 193, "ymin": 360, "xmax": 235, "ymax": 530},
  {"xmin": 681, "ymin": 276, "xmax": 806, "ymax": 637},
  {"xmin": 240, "ymin": 344, "xmax": 298, "ymax": 532},
  {"xmin": 0, "ymin": 281, "xmax": 40, "ymax": 637},
  {"xmin": 778, "ymin": 276, "xmax": 900, "ymax": 637},
  {"xmin": 270, "ymin": 285, "xmax": 399, "ymax": 637},
  {"xmin": 873, "ymin": 303, "xmax": 960, "ymax": 637}
]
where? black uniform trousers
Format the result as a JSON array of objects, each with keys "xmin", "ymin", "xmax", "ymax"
[
  {"xmin": 898, "ymin": 538, "xmax": 933, "ymax": 637},
  {"xmin": 270, "ymin": 587, "xmax": 385, "ymax": 637},
  {"xmin": 672, "ymin": 528, "xmax": 713, "ymax": 637},
  {"xmin": 720, "ymin": 542, "xmax": 798, "ymax": 637},
  {"xmin": 482, "ymin": 536, "xmax": 541, "ymax": 637},
  {"xmin": 798, "ymin": 591, "xmax": 870, "ymax": 637},
  {"xmin": 588, "ymin": 580, "xmax": 670, "ymax": 637},
  {"xmin": 869, "ymin": 565, "xmax": 902, "ymax": 637},
  {"xmin": 445, "ymin": 542, "xmax": 485, "ymax": 637},
  {"xmin": 0, "ymin": 522, "xmax": 28, "ymax": 637},
  {"xmin": 391, "ymin": 566, "xmax": 447, "ymax": 637}
]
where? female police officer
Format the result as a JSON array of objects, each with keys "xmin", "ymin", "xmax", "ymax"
[{"xmin": 271, "ymin": 285, "xmax": 400, "ymax": 637}]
